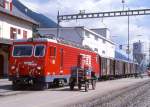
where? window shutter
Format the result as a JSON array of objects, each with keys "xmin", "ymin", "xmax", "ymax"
[
  {"xmin": 10, "ymin": 1, "xmax": 12, "ymax": 11},
  {"xmin": 23, "ymin": 30, "xmax": 27, "ymax": 39}
]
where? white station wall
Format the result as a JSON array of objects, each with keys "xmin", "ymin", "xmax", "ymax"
[{"xmin": 0, "ymin": 14, "xmax": 33, "ymax": 39}]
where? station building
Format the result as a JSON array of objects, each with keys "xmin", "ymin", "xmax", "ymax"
[{"xmin": 0, "ymin": 0, "xmax": 38, "ymax": 78}]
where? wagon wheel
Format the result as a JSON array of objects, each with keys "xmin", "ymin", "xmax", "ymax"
[
  {"xmin": 92, "ymin": 79, "xmax": 96, "ymax": 90},
  {"xmin": 78, "ymin": 82, "xmax": 82, "ymax": 90},
  {"xmin": 69, "ymin": 81, "xmax": 75, "ymax": 90},
  {"xmin": 70, "ymin": 84, "xmax": 74, "ymax": 90},
  {"xmin": 85, "ymin": 81, "xmax": 89, "ymax": 92}
]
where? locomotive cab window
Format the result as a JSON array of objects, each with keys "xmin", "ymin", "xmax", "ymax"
[
  {"xmin": 49, "ymin": 46, "xmax": 56, "ymax": 57},
  {"xmin": 35, "ymin": 45, "xmax": 45, "ymax": 57},
  {"xmin": 13, "ymin": 45, "xmax": 33, "ymax": 57}
]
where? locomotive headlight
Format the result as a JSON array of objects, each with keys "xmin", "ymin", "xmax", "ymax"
[
  {"xmin": 47, "ymin": 72, "xmax": 50, "ymax": 76},
  {"xmin": 11, "ymin": 66, "xmax": 15, "ymax": 70},
  {"xmin": 37, "ymin": 66, "xmax": 42, "ymax": 70}
]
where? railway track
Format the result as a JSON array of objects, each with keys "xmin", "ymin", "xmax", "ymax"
[{"xmin": 68, "ymin": 79, "xmax": 150, "ymax": 107}]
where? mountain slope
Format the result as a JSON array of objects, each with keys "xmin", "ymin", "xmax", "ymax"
[{"xmin": 13, "ymin": 0, "xmax": 58, "ymax": 28}]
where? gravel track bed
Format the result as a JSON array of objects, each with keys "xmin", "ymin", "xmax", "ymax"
[{"xmin": 69, "ymin": 80, "xmax": 150, "ymax": 107}]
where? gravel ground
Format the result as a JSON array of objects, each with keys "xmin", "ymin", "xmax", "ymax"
[
  {"xmin": 0, "ymin": 78, "xmax": 150, "ymax": 107},
  {"xmin": 69, "ymin": 79, "xmax": 150, "ymax": 107}
]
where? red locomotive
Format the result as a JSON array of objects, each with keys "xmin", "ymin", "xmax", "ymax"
[
  {"xmin": 9, "ymin": 37, "xmax": 139, "ymax": 90},
  {"xmin": 9, "ymin": 38, "xmax": 100, "ymax": 90}
]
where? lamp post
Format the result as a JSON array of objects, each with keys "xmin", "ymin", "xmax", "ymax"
[
  {"xmin": 122, "ymin": 0, "xmax": 125, "ymax": 11},
  {"xmin": 148, "ymin": 40, "xmax": 150, "ymax": 68},
  {"xmin": 121, "ymin": 0, "xmax": 130, "ymax": 61}
]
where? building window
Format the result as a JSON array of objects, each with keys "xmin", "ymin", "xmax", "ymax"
[
  {"xmin": 95, "ymin": 36, "xmax": 98, "ymax": 41},
  {"xmin": 94, "ymin": 48, "xmax": 98, "ymax": 52},
  {"xmin": 18, "ymin": 29, "xmax": 21, "ymax": 35},
  {"xmin": 102, "ymin": 39, "xmax": 106, "ymax": 44},
  {"xmin": 23, "ymin": 30, "xmax": 27, "ymax": 39},
  {"xmin": 102, "ymin": 50, "xmax": 105, "ymax": 54},
  {"xmin": 5, "ymin": 1, "xmax": 10, "ymax": 10},
  {"xmin": 85, "ymin": 31, "xmax": 90, "ymax": 38},
  {"xmin": 0, "ymin": 0, "xmax": 4, "ymax": 8},
  {"xmin": 10, "ymin": 27, "xmax": 17, "ymax": 39}
]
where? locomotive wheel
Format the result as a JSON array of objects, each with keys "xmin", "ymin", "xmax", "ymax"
[
  {"xmin": 12, "ymin": 81, "xmax": 19, "ymax": 90},
  {"xmin": 54, "ymin": 80, "xmax": 60, "ymax": 87},
  {"xmin": 34, "ymin": 82, "xmax": 42, "ymax": 90},
  {"xmin": 85, "ymin": 81, "xmax": 89, "ymax": 92},
  {"xmin": 92, "ymin": 80, "xmax": 96, "ymax": 90}
]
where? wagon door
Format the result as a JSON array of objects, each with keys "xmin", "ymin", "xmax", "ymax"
[
  {"xmin": 123, "ymin": 62, "xmax": 126, "ymax": 76},
  {"xmin": 110, "ymin": 59, "xmax": 115, "ymax": 77},
  {"xmin": 107, "ymin": 59, "xmax": 110, "ymax": 77},
  {"xmin": 101, "ymin": 57, "xmax": 107, "ymax": 78},
  {"xmin": 115, "ymin": 61, "xmax": 119, "ymax": 77}
]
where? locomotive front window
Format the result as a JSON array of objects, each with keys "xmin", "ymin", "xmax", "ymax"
[
  {"xmin": 13, "ymin": 45, "xmax": 33, "ymax": 57},
  {"xmin": 35, "ymin": 45, "xmax": 45, "ymax": 57}
]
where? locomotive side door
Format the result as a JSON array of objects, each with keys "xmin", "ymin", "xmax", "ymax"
[
  {"xmin": 48, "ymin": 46, "xmax": 57, "ymax": 75},
  {"xmin": 59, "ymin": 48, "xmax": 64, "ymax": 75}
]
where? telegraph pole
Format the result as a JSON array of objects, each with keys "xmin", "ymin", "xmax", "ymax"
[
  {"xmin": 149, "ymin": 41, "xmax": 150, "ymax": 67},
  {"xmin": 57, "ymin": 11, "xmax": 60, "ymax": 38},
  {"xmin": 128, "ymin": 8, "xmax": 130, "ymax": 61}
]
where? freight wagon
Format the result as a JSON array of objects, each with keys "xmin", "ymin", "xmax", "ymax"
[
  {"xmin": 100, "ymin": 58, "xmax": 138, "ymax": 80},
  {"xmin": 9, "ymin": 38, "xmax": 100, "ymax": 90}
]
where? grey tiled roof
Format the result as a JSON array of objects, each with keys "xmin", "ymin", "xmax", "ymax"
[{"xmin": 0, "ymin": 5, "xmax": 38, "ymax": 25}]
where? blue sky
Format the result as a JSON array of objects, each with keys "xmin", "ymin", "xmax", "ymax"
[{"xmin": 19, "ymin": 0, "xmax": 150, "ymax": 47}]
